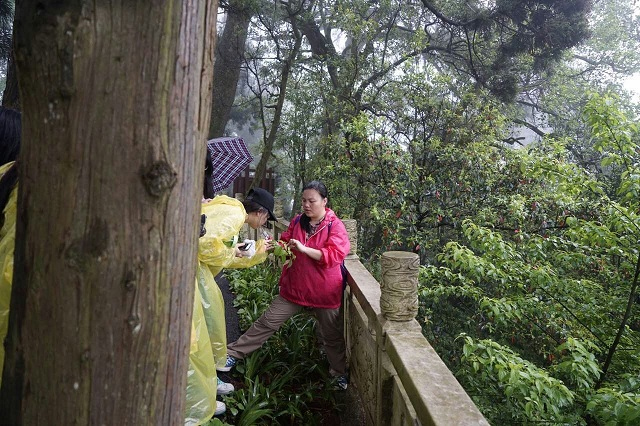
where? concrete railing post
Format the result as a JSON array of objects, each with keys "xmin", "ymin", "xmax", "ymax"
[
  {"xmin": 341, "ymin": 219, "xmax": 357, "ymax": 378},
  {"xmin": 345, "ymin": 248, "xmax": 490, "ymax": 425},
  {"xmin": 375, "ymin": 251, "xmax": 421, "ymax": 425},
  {"xmin": 380, "ymin": 251, "xmax": 419, "ymax": 321},
  {"xmin": 342, "ymin": 218, "xmax": 358, "ymax": 258}
]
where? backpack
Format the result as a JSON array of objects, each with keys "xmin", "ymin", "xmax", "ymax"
[{"xmin": 291, "ymin": 214, "xmax": 348, "ymax": 288}]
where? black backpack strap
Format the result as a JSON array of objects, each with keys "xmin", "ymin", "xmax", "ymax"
[{"xmin": 326, "ymin": 220, "xmax": 347, "ymax": 288}]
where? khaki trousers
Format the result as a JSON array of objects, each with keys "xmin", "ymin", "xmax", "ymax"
[{"xmin": 227, "ymin": 295, "xmax": 347, "ymax": 375}]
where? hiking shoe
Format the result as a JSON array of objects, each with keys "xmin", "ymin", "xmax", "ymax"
[
  {"xmin": 217, "ymin": 355, "xmax": 237, "ymax": 372},
  {"xmin": 214, "ymin": 401, "xmax": 226, "ymax": 416},
  {"xmin": 336, "ymin": 374, "xmax": 349, "ymax": 390},
  {"xmin": 217, "ymin": 377, "xmax": 234, "ymax": 395}
]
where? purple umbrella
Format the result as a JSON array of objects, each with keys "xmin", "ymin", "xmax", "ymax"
[{"xmin": 206, "ymin": 137, "xmax": 253, "ymax": 194}]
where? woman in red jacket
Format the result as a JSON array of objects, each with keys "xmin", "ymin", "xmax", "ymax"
[{"xmin": 220, "ymin": 180, "xmax": 350, "ymax": 389}]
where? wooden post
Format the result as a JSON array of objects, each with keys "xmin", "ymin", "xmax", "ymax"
[{"xmin": 380, "ymin": 251, "xmax": 419, "ymax": 321}]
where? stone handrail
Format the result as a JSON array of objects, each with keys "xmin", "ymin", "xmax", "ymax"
[
  {"xmin": 345, "ymin": 254, "xmax": 489, "ymax": 425},
  {"xmin": 271, "ymin": 217, "xmax": 488, "ymax": 425}
]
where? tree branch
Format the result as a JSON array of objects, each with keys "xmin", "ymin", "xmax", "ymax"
[
  {"xmin": 420, "ymin": 0, "xmax": 487, "ymax": 27},
  {"xmin": 596, "ymin": 250, "xmax": 640, "ymax": 389},
  {"xmin": 512, "ymin": 118, "xmax": 548, "ymax": 137},
  {"xmin": 516, "ymin": 100, "xmax": 560, "ymax": 118}
]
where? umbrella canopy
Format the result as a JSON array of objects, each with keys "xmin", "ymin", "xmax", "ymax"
[{"xmin": 205, "ymin": 137, "xmax": 253, "ymax": 195}]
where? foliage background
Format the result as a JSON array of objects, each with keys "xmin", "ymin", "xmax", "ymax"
[{"xmin": 207, "ymin": 0, "xmax": 640, "ymax": 423}]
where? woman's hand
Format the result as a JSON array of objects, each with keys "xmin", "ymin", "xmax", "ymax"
[
  {"xmin": 288, "ymin": 238, "xmax": 322, "ymax": 261},
  {"xmin": 258, "ymin": 239, "xmax": 274, "ymax": 254},
  {"xmin": 288, "ymin": 238, "xmax": 306, "ymax": 253},
  {"xmin": 236, "ymin": 240, "xmax": 257, "ymax": 257}
]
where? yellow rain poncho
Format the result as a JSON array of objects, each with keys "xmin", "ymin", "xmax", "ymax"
[
  {"xmin": 0, "ymin": 161, "xmax": 17, "ymax": 388},
  {"xmin": 185, "ymin": 195, "xmax": 269, "ymax": 425}
]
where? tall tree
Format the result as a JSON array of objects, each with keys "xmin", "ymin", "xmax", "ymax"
[
  {"xmin": 0, "ymin": 1, "xmax": 217, "ymax": 424},
  {"xmin": 208, "ymin": 0, "xmax": 256, "ymax": 138},
  {"xmin": 246, "ymin": 1, "xmax": 303, "ymax": 189},
  {"xmin": 512, "ymin": 0, "xmax": 640, "ymax": 171},
  {"xmin": 279, "ymin": 0, "xmax": 591, "ymax": 224}
]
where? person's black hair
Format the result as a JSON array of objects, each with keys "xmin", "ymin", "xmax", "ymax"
[
  {"xmin": 299, "ymin": 180, "xmax": 328, "ymax": 233},
  {"xmin": 203, "ymin": 147, "xmax": 215, "ymax": 199},
  {"xmin": 0, "ymin": 107, "xmax": 20, "ymax": 229},
  {"xmin": 242, "ymin": 198, "xmax": 265, "ymax": 214},
  {"xmin": 0, "ymin": 160, "xmax": 16, "ymax": 229},
  {"xmin": 303, "ymin": 180, "xmax": 328, "ymax": 198},
  {"xmin": 242, "ymin": 198, "xmax": 271, "ymax": 228},
  {"xmin": 0, "ymin": 107, "xmax": 21, "ymax": 166}
]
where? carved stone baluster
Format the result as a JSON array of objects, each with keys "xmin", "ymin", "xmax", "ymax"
[{"xmin": 380, "ymin": 251, "xmax": 419, "ymax": 321}]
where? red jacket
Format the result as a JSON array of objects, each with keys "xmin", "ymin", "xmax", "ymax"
[{"xmin": 279, "ymin": 208, "xmax": 350, "ymax": 309}]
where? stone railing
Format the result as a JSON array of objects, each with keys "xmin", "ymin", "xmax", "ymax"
[{"xmin": 271, "ymin": 217, "xmax": 489, "ymax": 425}]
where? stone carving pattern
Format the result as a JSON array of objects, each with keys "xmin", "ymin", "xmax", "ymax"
[
  {"xmin": 348, "ymin": 299, "xmax": 376, "ymax": 416},
  {"xmin": 380, "ymin": 252, "xmax": 420, "ymax": 321}
]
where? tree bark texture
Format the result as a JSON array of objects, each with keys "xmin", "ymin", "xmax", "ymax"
[
  {"xmin": 208, "ymin": 0, "xmax": 252, "ymax": 138},
  {"xmin": 0, "ymin": 1, "xmax": 217, "ymax": 424}
]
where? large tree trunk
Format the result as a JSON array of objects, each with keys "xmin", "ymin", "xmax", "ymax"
[
  {"xmin": 0, "ymin": 1, "xmax": 217, "ymax": 424},
  {"xmin": 208, "ymin": 0, "xmax": 253, "ymax": 138}
]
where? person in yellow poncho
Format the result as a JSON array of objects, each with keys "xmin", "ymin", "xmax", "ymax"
[
  {"xmin": 185, "ymin": 188, "xmax": 276, "ymax": 424},
  {"xmin": 0, "ymin": 106, "xmax": 21, "ymax": 389},
  {"xmin": 0, "ymin": 162, "xmax": 17, "ymax": 390}
]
